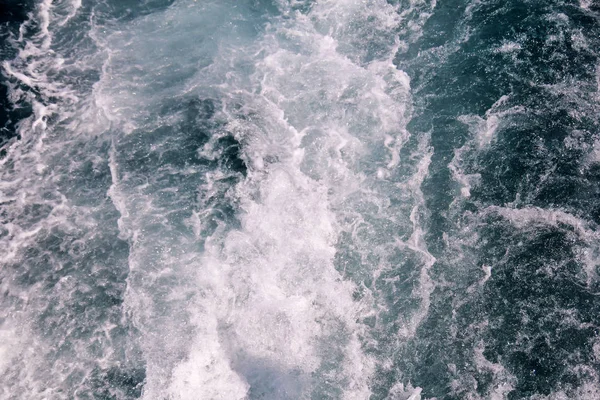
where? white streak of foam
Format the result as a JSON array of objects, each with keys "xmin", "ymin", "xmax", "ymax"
[
  {"xmin": 37, "ymin": 0, "xmax": 54, "ymax": 50},
  {"xmin": 486, "ymin": 205, "xmax": 594, "ymax": 232},
  {"xmin": 57, "ymin": 0, "xmax": 82, "ymax": 27},
  {"xmin": 495, "ymin": 41, "xmax": 522, "ymax": 53},
  {"xmin": 387, "ymin": 383, "xmax": 423, "ymax": 400},
  {"xmin": 486, "ymin": 205, "xmax": 600, "ymax": 284},
  {"xmin": 0, "ymin": 320, "xmax": 27, "ymax": 376},
  {"xmin": 2, "ymin": 61, "xmax": 35, "ymax": 89},
  {"xmin": 451, "ymin": 95, "xmax": 526, "ymax": 198},
  {"xmin": 107, "ymin": 141, "xmax": 134, "ymax": 243},
  {"xmin": 396, "ymin": 137, "xmax": 435, "ymax": 339}
]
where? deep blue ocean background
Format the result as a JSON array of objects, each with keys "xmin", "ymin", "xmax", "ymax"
[{"xmin": 1, "ymin": 0, "xmax": 600, "ymax": 399}]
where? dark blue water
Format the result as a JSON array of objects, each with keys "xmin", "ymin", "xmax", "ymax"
[{"xmin": 1, "ymin": 0, "xmax": 599, "ymax": 399}]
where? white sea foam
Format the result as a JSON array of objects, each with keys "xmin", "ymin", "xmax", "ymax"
[
  {"xmin": 496, "ymin": 41, "xmax": 522, "ymax": 53},
  {"xmin": 57, "ymin": 0, "xmax": 83, "ymax": 27},
  {"xmin": 91, "ymin": 0, "xmax": 435, "ymax": 397},
  {"xmin": 387, "ymin": 383, "xmax": 423, "ymax": 400},
  {"xmin": 0, "ymin": 0, "xmax": 440, "ymax": 397},
  {"xmin": 450, "ymin": 95, "xmax": 526, "ymax": 198},
  {"xmin": 0, "ymin": 319, "xmax": 27, "ymax": 378}
]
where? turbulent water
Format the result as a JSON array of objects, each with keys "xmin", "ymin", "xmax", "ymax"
[{"xmin": 1, "ymin": 0, "xmax": 600, "ymax": 399}]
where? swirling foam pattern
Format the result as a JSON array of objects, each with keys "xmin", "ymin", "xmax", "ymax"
[{"xmin": 1, "ymin": 0, "xmax": 599, "ymax": 399}]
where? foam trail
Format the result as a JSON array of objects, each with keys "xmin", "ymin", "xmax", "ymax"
[
  {"xmin": 0, "ymin": 0, "xmax": 439, "ymax": 398},
  {"xmin": 92, "ymin": 0, "xmax": 432, "ymax": 398},
  {"xmin": 450, "ymin": 95, "xmax": 526, "ymax": 199}
]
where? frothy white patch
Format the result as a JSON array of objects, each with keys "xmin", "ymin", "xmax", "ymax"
[
  {"xmin": 0, "ymin": 320, "xmax": 27, "ymax": 377},
  {"xmin": 388, "ymin": 383, "xmax": 423, "ymax": 400},
  {"xmin": 496, "ymin": 41, "xmax": 522, "ymax": 53}
]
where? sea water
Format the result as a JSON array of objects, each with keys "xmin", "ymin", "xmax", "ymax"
[{"xmin": 1, "ymin": 0, "xmax": 599, "ymax": 399}]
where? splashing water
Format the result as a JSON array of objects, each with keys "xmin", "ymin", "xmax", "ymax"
[{"xmin": 1, "ymin": 0, "xmax": 600, "ymax": 399}]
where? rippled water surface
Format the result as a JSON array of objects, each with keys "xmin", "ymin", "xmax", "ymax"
[{"xmin": 1, "ymin": 0, "xmax": 600, "ymax": 399}]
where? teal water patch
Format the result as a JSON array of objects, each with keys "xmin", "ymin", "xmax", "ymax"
[{"xmin": 394, "ymin": 0, "xmax": 600, "ymax": 398}]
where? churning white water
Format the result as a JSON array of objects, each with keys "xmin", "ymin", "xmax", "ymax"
[
  {"xmin": 6, "ymin": 0, "xmax": 598, "ymax": 398},
  {"xmin": 0, "ymin": 0, "xmax": 433, "ymax": 398}
]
